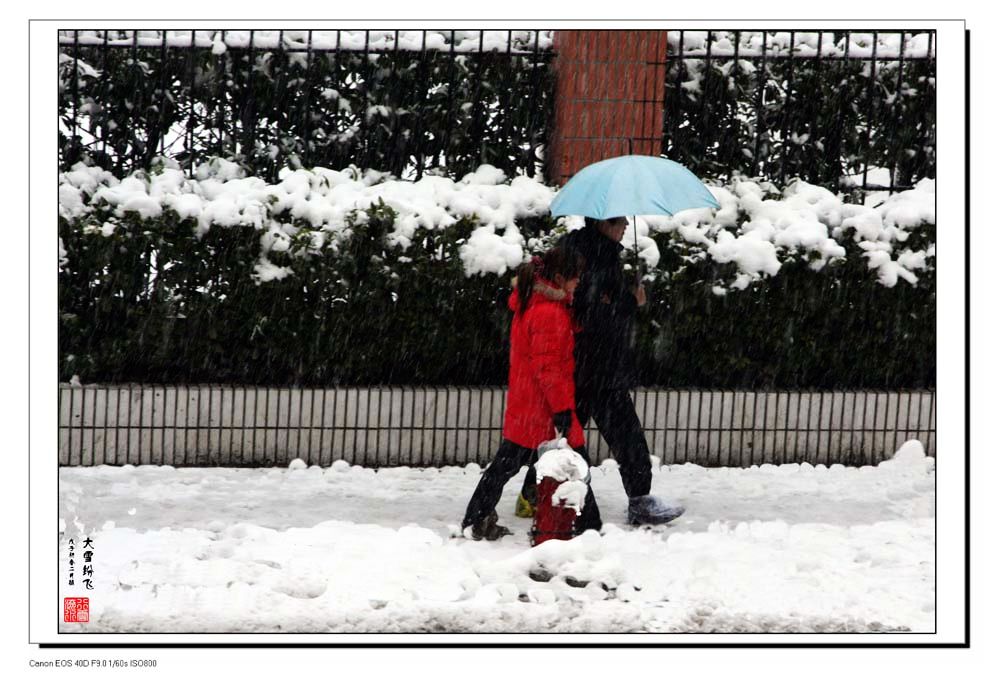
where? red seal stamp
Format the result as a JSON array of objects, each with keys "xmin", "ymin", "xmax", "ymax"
[{"xmin": 64, "ymin": 597, "xmax": 89, "ymax": 623}]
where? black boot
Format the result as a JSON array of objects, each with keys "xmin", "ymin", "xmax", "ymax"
[{"xmin": 468, "ymin": 511, "xmax": 512, "ymax": 541}]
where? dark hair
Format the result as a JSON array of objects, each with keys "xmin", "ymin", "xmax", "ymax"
[
  {"xmin": 516, "ymin": 246, "xmax": 585, "ymax": 313},
  {"xmin": 585, "ymin": 216, "xmax": 625, "ymax": 231}
]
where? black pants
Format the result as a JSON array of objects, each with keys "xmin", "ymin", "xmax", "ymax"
[
  {"xmin": 462, "ymin": 439, "xmax": 602, "ymax": 531},
  {"xmin": 520, "ymin": 388, "xmax": 653, "ymax": 500}
]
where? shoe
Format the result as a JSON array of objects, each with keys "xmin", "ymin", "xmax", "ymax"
[
  {"xmin": 467, "ymin": 512, "xmax": 512, "ymax": 541},
  {"xmin": 515, "ymin": 492, "xmax": 535, "ymax": 518},
  {"xmin": 627, "ymin": 495, "xmax": 685, "ymax": 525}
]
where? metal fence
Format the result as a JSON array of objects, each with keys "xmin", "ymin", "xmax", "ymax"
[
  {"xmin": 59, "ymin": 384, "xmax": 936, "ymax": 468},
  {"xmin": 57, "ymin": 30, "xmax": 555, "ymax": 181},
  {"xmin": 59, "ymin": 29, "xmax": 937, "ymax": 200},
  {"xmin": 663, "ymin": 30, "xmax": 937, "ymax": 200}
]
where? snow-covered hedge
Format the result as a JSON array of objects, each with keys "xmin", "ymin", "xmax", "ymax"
[
  {"xmin": 59, "ymin": 159, "xmax": 934, "ymax": 288},
  {"xmin": 58, "ymin": 161, "xmax": 935, "ymax": 388}
]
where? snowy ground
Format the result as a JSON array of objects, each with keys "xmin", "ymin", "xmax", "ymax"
[{"xmin": 58, "ymin": 441, "xmax": 935, "ymax": 634}]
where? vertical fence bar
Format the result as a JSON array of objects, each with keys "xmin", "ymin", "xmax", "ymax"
[
  {"xmin": 727, "ymin": 389, "xmax": 738, "ymax": 467},
  {"xmin": 701, "ymin": 390, "xmax": 713, "ymax": 465},
  {"xmin": 870, "ymin": 390, "xmax": 882, "ymax": 463},
  {"xmin": 66, "ymin": 31, "xmax": 83, "ymax": 167},
  {"xmin": 716, "ymin": 389, "xmax": 726, "ymax": 466},
  {"xmin": 701, "ymin": 32, "xmax": 713, "ymax": 157},
  {"xmin": 650, "ymin": 389, "xmax": 661, "ymax": 459},
  {"xmin": 886, "ymin": 33, "xmax": 908, "ymax": 192},
  {"xmin": 453, "ymin": 385, "xmax": 463, "ymax": 465},
  {"xmin": 76, "ymin": 385, "xmax": 87, "ymax": 466},
  {"xmin": 749, "ymin": 390, "xmax": 759, "ymax": 466},
  {"xmin": 668, "ymin": 31, "xmax": 686, "ymax": 161},
  {"xmin": 186, "ymin": 30, "xmax": 196, "ymax": 175},
  {"xmin": 640, "ymin": 388, "xmax": 651, "ymax": 456},
  {"xmin": 848, "ymin": 389, "xmax": 859, "ymax": 464},
  {"xmin": 293, "ymin": 386, "xmax": 303, "ymax": 462},
  {"xmin": 101, "ymin": 384, "xmax": 110, "ymax": 465},
  {"xmin": 148, "ymin": 30, "xmax": 168, "ymax": 165},
  {"xmin": 148, "ymin": 385, "xmax": 158, "ymax": 466},
  {"xmin": 223, "ymin": 385, "xmax": 233, "ymax": 466},
  {"xmin": 814, "ymin": 391, "xmax": 825, "ymax": 464},
  {"xmin": 752, "ymin": 30, "xmax": 767, "ymax": 176},
  {"xmin": 803, "ymin": 389, "xmax": 815, "ymax": 463},
  {"xmin": 431, "ymin": 387, "xmax": 442, "ymax": 466},
  {"xmin": 915, "ymin": 388, "xmax": 926, "ymax": 447},
  {"xmin": 526, "ymin": 29, "xmax": 542, "ymax": 177},
  {"xmin": 274, "ymin": 385, "xmax": 283, "ymax": 464},
  {"xmin": 136, "ymin": 384, "xmax": 147, "ymax": 466},
  {"xmin": 836, "ymin": 31, "xmax": 852, "ymax": 194},
  {"xmin": 926, "ymin": 390, "xmax": 935, "ymax": 457},
  {"xmin": 860, "ymin": 31, "xmax": 881, "ymax": 196},
  {"xmin": 874, "ymin": 390, "xmax": 893, "ymax": 462},
  {"xmin": 261, "ymin": 386, "xmax": 271, "ymax": 465},
  {"xmin": 239, "ymin": 386, "xmax": 249, "ymax": 462},
  {"xmin": 791, "ymin": 391, "xmax": 802, "ymax": 463},
  {"xmin": 881, "ymin": 391, "xmax": 893, "ymax": 462},
  {"xmin": 117, "ymin": 386, "xmax": 126, "ymax": 466},
  {"xmin": 363, "ymin": 386, "xmax": 373, "ymax": 466},
  {"xmin": 66, "ymin": 385, "xmax": 77, "ymax": 466},
  {"xmin": 100, "ymin": 31, "xmax": 110, "ymax": 162},
  {"xmin": 781, "ymin": 391, "xmax": 792, "ymax": 466},
  {"xmin": 412, "ymin": 31, "xmax": 429, "ymax": 180},
  {"xmin": 661, "ymin": 389, "xmax": 671, "ymax": 465},
  {"xmin": 826, "ymin": 391, "xmax": 837, "ymax": 465},
  {"xmin": 893, "ymin": 390, "xmax": 905, "ymax": 454},
  {"xmin": 778, "ymin": 32, "xmax": 797, "ymax": 186},
  {"xmin": 759, "ymin": 391, "xmax": 771, "ymax": 465},
  {"xmin": 807, "ymin": 31, "xmax": 824, "ymax": 183},
  {"xmin": 206, "ymin": 384, "xmax": 214, "ymax": 464},
  {"xmin": 499, "ymin": 385, "xmax": 507, "ymax": 460},
  {"xmin": 317, "ymin": 386, "xmax": 329, "ymax": 464}
]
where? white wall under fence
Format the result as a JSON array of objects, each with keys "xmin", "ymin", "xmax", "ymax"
[{"xmin": 58, "ymin": 385, "xmax": 936, "ymax": 467}]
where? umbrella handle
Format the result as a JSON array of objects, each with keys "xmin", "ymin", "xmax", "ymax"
[{"xmin": 632, "ymin": 214, "xmax": 642, "ymax": 284}]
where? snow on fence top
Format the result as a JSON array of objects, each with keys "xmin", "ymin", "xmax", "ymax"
[
  {"xmin": 58, "ymin": 30, "xmax": 934, "ymax": 59},
  {"xmin": 57, "ymin": 30, "xmax": 554, "ymax": 54},
  {"xmin": 58, "ymin": 160, "xmax": 934, "ymax": 289},
  {"xmin": 666, "ymin": 31, "xmax": 936, "ymax": 59}
]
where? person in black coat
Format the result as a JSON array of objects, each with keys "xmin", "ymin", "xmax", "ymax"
[{"xmin": 516, "ymin": 216, "xmax": 685, "ymax": 526}]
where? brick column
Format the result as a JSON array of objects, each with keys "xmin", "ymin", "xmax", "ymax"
[{"xmin": 547, "ymin": 30, "xmax": 667, "ymax": 184}]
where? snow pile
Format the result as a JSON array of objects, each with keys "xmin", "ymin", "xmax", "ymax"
[
  {"xmin": 534, "ymin": 442, "xmax": 590, "ymax": 513},
  {"xmin": 535, "ymin": 445, "xmax": 589, "ymax": 484},
  {"xmin": 59, "ymin": 440, "xmax": 934, "ymax": 633},
  {"xmin": 59, "ymin": 161, "xmax": 934, "ymax": 289}
]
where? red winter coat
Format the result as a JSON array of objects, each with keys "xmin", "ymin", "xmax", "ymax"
[{"xmin": 502, "ymin": 278, "xmax": 585, "ymax": 449}]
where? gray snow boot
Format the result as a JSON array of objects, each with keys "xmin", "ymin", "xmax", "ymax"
[{"xmin": 627, "ymin": 495, "xmax": 685, "ymax": 525}]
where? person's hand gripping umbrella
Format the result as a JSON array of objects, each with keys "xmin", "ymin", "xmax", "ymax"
[{"xmin": 549, "ymin": 154, "xmax": 720, "ymax": 281}]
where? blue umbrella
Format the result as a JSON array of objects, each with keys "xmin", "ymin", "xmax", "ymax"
[
  {"xmin": 549, "ymin": 154, "xmax": 719, "ymax": 278},
  {"xmin": 550, "ymin": 154, "xmax": 719, "ymax": 219}
]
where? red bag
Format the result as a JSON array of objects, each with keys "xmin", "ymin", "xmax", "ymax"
[
  {"xmin": 532, "ymin": 477, "xmax": 579, "ymax": 546},
  {"xmin": 530, "ymin": 439, "xmax": 589, "ymax": 547}
]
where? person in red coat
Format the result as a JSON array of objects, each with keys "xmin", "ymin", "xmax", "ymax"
[{"xmin": 461, "ymin": 247, "xmax": 602, "ymax": 540}]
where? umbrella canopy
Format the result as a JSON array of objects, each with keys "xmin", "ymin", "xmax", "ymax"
[{"xmin": 550, "ymin": 155, "xmax": 719, "ymax": 219}]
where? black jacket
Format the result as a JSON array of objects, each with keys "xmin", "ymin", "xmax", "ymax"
[{"xmin": 558, "ymin": 225, "xmax": 639, "ymax": 391}]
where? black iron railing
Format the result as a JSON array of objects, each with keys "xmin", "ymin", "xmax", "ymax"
[
  {"xmin": 58, "ymin": 30, "xmax": 555, "ymax": 181},
  {"xmin": 59, "ymin": 384, "xmax": 936, "ymax": 468},
  {"xmin": 663, "ymin": 30, "xmax": 936, "ymax": 200}
]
